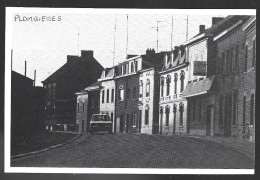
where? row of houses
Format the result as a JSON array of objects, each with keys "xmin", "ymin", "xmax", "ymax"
[{"xmin": 43, "ymin": 15, "xmax": 255, "ymax": 140}]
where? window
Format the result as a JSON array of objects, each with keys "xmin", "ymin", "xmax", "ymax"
[
  {"xmin": 126, "ymin": 88, "xmax": 131, "ymax": 99},
  {"xmin": 145, "ymin": 106, "xmax": 149, "ymax": 125},
  {"xmin": 83, "ymin": 103, "xmax": 85, "ymax": 112},
  {"xmin": 174, "ymin": 73, "xmax": 178, "ymax": 94},
  {"xmin": 111, "ymin": 113, "xmax": 114, "ymax": 122},
  {"xmin": 243, "ymin": 96, "xmax": 246, "ymax": 125},
  {"xmin": 111, "ymin": 89, "xmax": 114, "ymax": 102},
  {"xmin": 173, "ymin": 104, "xmax": 177, "ymax": 133},
  {"xmin": 146, "ymin": 79, "xmax": 150, "ymax": 97},
  {"xmin": 107, "ymin": 89, "xmax": 110, "ymax": 103},
  {"xmin": 180, "ymin": 70, "xmax": 185, "ymax": 93},
  {"xmin": 220, "ymin": 52, "xmax": 225, "ymax": 75},
  {"xmin": 135, "ymin": 60, "xmax": 138, "ymax": 72},
  {"xmin": 160, "ymin": 77, "xmax": 164, "ymax": 97},
  {"xmin": 232, "ymin": 92, "xmax": 237, "ymax": 125},
  {"xmin": 139, "ymin": 81, "xmax": 143, "ymax": 98},
  {"xmin": 230, "ymin": 47, "xmax": 234, "ymax": 73},
  {"xmin": 179, "ymin": 102, "xmax": 184, "ymax": 126},
  {"xmin": 226, "ymin": 50, "xmax": 230, "ymax": 75},
  {"xmin": 253, "ymin": 39, "xmax": 256, "ymax": 68},
  {"xmin": 119, "ymin": 89, "xmax": 124, "ymax": 101},
  {"xmin": 222, "ymin": 52, "xmax": 226, "ymax": 75},
  {"xmin": 52, "ymin": 83, "xmax": 56, "ymax": 97},
  {"xmin": 166, "ymin": 75, "xmax": 171, "ymax": 96},
  {"xmin": 139, "ymin": 110, "xmax": 142, "ymax": 127},
  {"xmin": 245, "ymin": 45, "xmax": 248, "ymax": 72},
  {"xmin": 219, "ymin": 96, "xmax": 224, "ymax": 126},
  {"xmin": 77, "ymin": 103, "xmax": 80, "ymax": 112},
  {"xmin": 250, "ymin": 94, "xmax": 255, "ymax": 125},
  {"xmin": 126, "ymin": 63, "xmax": 129, "ymax": 74},
  {"xmin": 165, "ymin": 106, "xmax": 170, "ymax": 126},
  {"xmin": 234, "ymin": 45, "xmax": 239, "ymax": 71},
  {"xmin": 131, "ymin": 62, "xmax": 134, "ymax": 73},
  {"xmin": 101, "ymin": 90, "xmax": 105, "ymax": 103},
  {"xmin": 133, "ymin": 87, "xmax": 137, "ymax": 99},
  {"xmin": 133, "ymin": 114, "xmax": 137, "ymax": 127},
  {"xmin": 192, "ymin": 101, "xmax": 196, "ymax": 123}
]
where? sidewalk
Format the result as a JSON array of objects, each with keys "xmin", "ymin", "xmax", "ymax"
[{"xmin": 186, "ymin": 135, "xmax": 255, "ymax": 161}]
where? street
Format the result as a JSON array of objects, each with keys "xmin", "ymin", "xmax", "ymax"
[{"xmin": 11, "ymin": 134, "xmax": 254, "ymax": 168}]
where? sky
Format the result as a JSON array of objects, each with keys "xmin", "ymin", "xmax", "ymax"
[{"xmin": 8, "ymin": 9, "xmax": 254, "ymax": 86}]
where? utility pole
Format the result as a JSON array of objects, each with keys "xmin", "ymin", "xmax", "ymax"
[
  {"xmin": 126, "ymin": 14, "xmax": 129, "ymax": 59},
  {"xmin": 186, "ymin": 15, "xmax": 189, "ymax": 42},
  {"xmin": 113, "ymin": 18, "xmax": 117, "ymax": 67}
]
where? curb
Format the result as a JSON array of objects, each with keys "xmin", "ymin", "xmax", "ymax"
[{"xmin": 11, "ymin": 134, "xmax": 81, "ymax": 160}]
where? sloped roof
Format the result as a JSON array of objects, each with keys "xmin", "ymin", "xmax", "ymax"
[{"xmin": 183, "ymin": 76, "xmax": 215, "ymax": 98}]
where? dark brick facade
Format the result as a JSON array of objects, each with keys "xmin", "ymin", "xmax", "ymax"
[{"xmin": 42, "ymin": 50, "xmax": 103, "ymax": 131}]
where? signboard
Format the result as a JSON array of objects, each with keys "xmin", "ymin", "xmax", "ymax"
[{"xmin": 193, "ymin": 61, "xmax": 207, "ymax": 76}]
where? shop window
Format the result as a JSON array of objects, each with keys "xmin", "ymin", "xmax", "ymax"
[{"xmin": 166, "ymin": 75, "xmax": 171, "ymax": 96}]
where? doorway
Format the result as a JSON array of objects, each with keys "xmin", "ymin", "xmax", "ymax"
[{"xmin": 206, "ymin": 105, "xmax": 214, "ymax": 136}]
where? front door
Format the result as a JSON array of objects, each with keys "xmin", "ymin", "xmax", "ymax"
[{"xmin": 206, "ymin": 105, "xmax": 214, "ymax": 136}]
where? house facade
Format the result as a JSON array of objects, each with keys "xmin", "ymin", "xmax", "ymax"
[
  {"xmin": 75, "ymin": 81, "xmax": 101, "ymax": 133},
  {"xmin": 42, "ymin": 50, "xmax": 103, "ymax": 131},
  {"xmin": 159, "ymin": 47, "xmax": 189, "ymax": 135},
  {"xmin": 98, "ymin": 68, "xmax": 116, "ymax": 132},
  {"xmin": 183, "ymin": 15, "xmax": 251, "ymax": 137},
  {"xmin": 114, "ymin": 56, "xmax": 142, "ymax": 133}
]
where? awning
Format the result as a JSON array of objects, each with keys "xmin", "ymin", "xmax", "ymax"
[{"xmin": 182, "ymin": 75, "xmax": 215, "ymax": 98}]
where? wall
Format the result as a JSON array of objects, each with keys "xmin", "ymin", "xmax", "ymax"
[{"xmin": 76, "ymin": 93, "xmax": 88, "ymax": 133}]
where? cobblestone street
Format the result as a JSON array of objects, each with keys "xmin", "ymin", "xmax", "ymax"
[{"xmin": 11, "ymin": 133, "xmax": 254, "ymax": 169}]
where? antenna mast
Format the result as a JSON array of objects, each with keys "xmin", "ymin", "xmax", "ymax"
[
  {"xmin": 126, "ymin": 14, "xmax": 129, "ymax": 58},
  {"xmin": 113, "ymin": 18, "xmax": 117, "ymax": 67},
  {"xmin": 186, "ymin": 15, "xmax": 189, "ymax": 41},
  {"xmin": 171, "ymin": 16, "xmax": 173, "ymax": 51},
  {"xmin": 78, "ymin": 27, "xmax": 80, "ymax": 56}
]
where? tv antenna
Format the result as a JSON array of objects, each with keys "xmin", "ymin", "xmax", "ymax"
[{"xmin": 151, "ymin": 20, "xmax": 165, "ymax": 53}]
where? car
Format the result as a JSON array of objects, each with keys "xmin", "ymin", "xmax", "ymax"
[{"xmin": 89, "ymin": 114, "xmax": 113, "ymax": 134}]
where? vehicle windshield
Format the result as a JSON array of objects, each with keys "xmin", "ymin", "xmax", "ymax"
[{"xmin": 91, "ymin": 115, "xmax": 111, "ymax": 121}]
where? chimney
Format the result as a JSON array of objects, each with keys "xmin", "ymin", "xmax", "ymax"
[
  {"xmin": 146, "ymin": 48, "xmax": 155, "ymax": 55},
  {"xmin": 199, "ymin": 25, "xmax": 205, "ymax": 33},
  {"xmin": 212, "ymin": 17, "xmax": 224, "ymax": 26},
  {"xmin": 67, "ymin": 55, "xmax": 78, "ymax": 63},
  {"xmin": 81, "ymin": 50, "xmax": 93, "ymax": 59}
]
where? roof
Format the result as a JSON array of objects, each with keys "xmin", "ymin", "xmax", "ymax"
[
  {"xmin": 184, "ymin": 15, "xmax": 251, "ymax": 46},
  {"xmin": 42, "ymin": 55, "xmax": 103, "ymax": 83},
  {"xmin": 12, "ymin": 70, "xmax": 33, "ymax": 82},
  {"xmin": 182, "ymin": 76, "xmax": 215, "ymax": 98},
  {"xmin": 85, "ymin": 81, "xmax": 101, "ymax": 91}
]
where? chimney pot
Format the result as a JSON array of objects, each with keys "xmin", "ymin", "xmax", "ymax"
[
  {"xmin": 81, "ymin": 50, "xmax": 94, "ymax": 58},
  {"xmin": 199, "ymin": 25, "xmax": 205, "ymax": 33}
]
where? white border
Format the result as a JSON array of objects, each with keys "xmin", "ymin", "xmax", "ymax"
[{"xmin": 5, "ymin": 8, "xmax": 256, "ymax": 174}]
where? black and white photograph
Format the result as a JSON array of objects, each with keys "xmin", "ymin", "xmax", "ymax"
[{"xmin": 5, "ymin": 7, "xmax": 255, "ymax": 174}]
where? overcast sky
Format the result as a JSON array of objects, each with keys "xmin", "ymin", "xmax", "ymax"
[{"xmin": 9, "ymin": 9, "xmax": 254, "ymax": 86}]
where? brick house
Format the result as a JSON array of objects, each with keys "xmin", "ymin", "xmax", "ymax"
[
  {"xmin": 183, "ymin": 16, "xmax": 251, "ymax": 137},
  {"xmin": 114, "ymin": 56, "xmax": 141, "ymax": 133},
  {"xmin": 42, "ymin": 50, "xmax": 103, "ymax": 131},
  {"xmin": 75, "ymin": 81, "xmax": 101, "ymax": 133}
]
